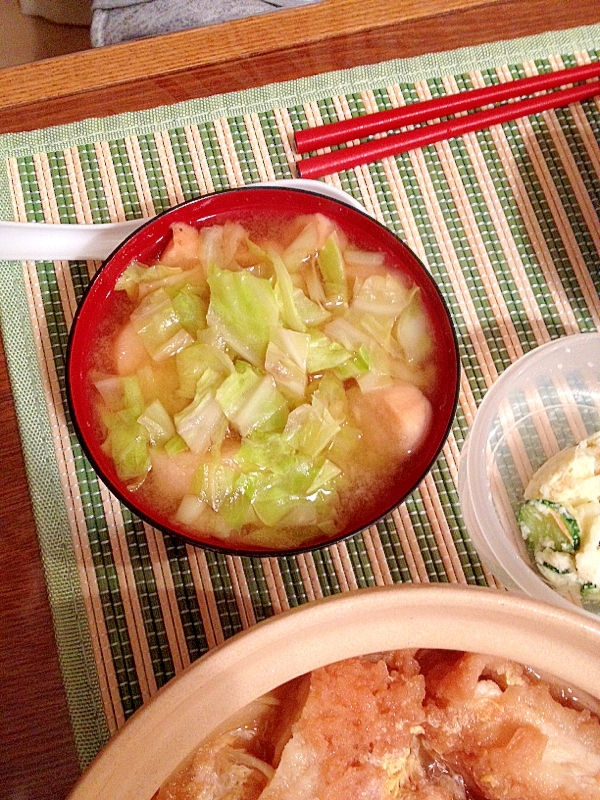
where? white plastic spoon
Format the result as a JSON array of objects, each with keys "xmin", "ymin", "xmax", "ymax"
[{"xmin": 0, "ymin": 180, "xmax": 364, "ymax": 261}]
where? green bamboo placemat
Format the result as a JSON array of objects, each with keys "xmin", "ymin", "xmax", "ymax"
[{"xmin": 1, "ymin": 23, "xmax": 599, "ymax": 769}]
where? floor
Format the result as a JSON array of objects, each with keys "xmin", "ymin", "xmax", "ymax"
[{"xmin": 0, "ymin": 0, "xmax": 91, "ymax": 70}]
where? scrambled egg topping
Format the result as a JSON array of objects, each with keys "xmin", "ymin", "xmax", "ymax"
[{"xmin": 157, "ymin": 651, "xmax": 600, "ymax": 800}]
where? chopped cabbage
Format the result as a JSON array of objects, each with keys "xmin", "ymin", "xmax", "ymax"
[
  {"xmin": 174, "ymin": 369, "xmax": 227, "ymax": 454},
  {"xmin": 137, "ymin": 399, "xmax": 176, "ymax": 445},
  {"xmin": 317, "ymin": 231, "xmax": 348, "ymax": 309},
  {"xmin": 98, "ymin": 215, "xmax": 437, "ymax": 547},
  {"xmin": 207, "ymin": 264, "xmax": 280, "ymax": 366}
]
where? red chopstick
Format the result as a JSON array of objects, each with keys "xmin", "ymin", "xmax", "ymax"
[
  {"xmin": 295, "ymin": 60, "xmax": 600, "ymax": 154},
  {"xmin": 296, "ymin": 79, "xmax": 600, "ymax": 179}
]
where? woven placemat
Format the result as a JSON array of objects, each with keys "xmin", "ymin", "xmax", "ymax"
[{"xmin": 0, "ymin": 23, "xmax": 599, "ymax": 769}]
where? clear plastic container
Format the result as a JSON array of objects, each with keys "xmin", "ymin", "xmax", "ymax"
[{"xmin": 458, "ymin": 332, "xmax": 600, "ymax": 618}]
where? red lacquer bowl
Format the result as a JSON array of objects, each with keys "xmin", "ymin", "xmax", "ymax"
[{"xmin": 66, "ymin": 185, "xmax": 460, "ymax": 556}]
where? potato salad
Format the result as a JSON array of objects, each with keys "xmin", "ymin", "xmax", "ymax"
[{"xmin": 518, "ymin": 431, "xmax": 600, "ymax": 608}]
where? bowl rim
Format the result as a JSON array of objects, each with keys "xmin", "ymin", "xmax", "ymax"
[
  {"xmin": 458, "ymin": 331, "xmax": 600, "ymax": 615},
  {"xmin": 67, "ymin": 582, "xmax": 600, "ymax": 800},
  {"xmin": 66, "ymin": 184, "xmax": 460, "ymax": 557}
]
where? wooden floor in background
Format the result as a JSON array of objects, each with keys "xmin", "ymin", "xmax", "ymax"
[{"xmin": 0, "ymin": 0, "xmax": 90, "ymax": 70}]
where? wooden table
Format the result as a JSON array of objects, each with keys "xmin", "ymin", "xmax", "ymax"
[{"xmin": 1, "ymin": 1, "xmax": 598, "ymax": 797}]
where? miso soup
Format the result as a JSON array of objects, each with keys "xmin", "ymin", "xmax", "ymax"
[{"xmin": 87, "ymin": 212, "xmax": 447, "ymax": 550}]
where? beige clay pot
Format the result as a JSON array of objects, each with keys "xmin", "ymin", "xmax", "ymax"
[{"xmin": 68, "ymin": 583, "xmax": 600, "ymax": 800}]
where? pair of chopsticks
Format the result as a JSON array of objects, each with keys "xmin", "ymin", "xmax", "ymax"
[{"xmin": 295, "ymin": 61, "xmax": 600, "ymax": 179}]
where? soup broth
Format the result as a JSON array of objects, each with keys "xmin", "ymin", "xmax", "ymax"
[
  {"xmin": 89, "ymin": 212, "xmax": 441, "ymax": 550},
  {"xmin": 155, "ymin": 648, "xmax": 600, "ymax": 800}
]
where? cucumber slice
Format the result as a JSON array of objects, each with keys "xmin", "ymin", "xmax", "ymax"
[
  {"xmin": 534, "ymin": 549, "xmax": 579, "ymax": 597},
  {"xmin": 518, "ymin": 499, "xmax": 580, "ymax": 553},
  {"xmin": 535, "ymin": 548, "xmax": 576, "ymax": 574},
  {"xmin": 581, "ymin": 582, "xmax": 600, "ymax": 601},
  {"xmin": 581, "ymin": 582, "xmax": 600, "ymax": 613}
]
